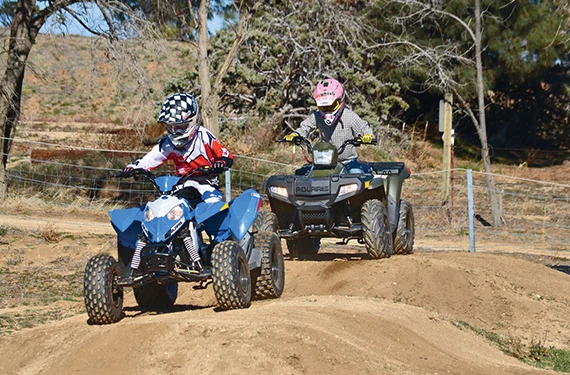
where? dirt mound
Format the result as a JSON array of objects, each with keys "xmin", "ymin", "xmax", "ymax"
[
  {"xmin": 0, "ymin": 295, "xmax": 552, "ymax": 375},
  {"xmin": 1, "ymin": 215, "xmax": 569, "ymax": 374}
]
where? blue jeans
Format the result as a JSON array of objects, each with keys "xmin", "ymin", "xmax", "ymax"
[{"xmin": 343, "ymin": 158, "xmax": 371, "ymax": 174}]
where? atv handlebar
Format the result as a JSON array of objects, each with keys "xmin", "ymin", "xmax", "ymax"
[
  {"xmin": 277, "ymin": 136, "xmax": 377, "ymax": 154},
  {"xmin": 114, "ymin": 165, "xmax": 227, "ymax": 181},
  {"xmin": 113, "ymin": 168, "xmax": 155, "ymax": 180}
]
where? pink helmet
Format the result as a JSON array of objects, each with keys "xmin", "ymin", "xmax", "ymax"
[{"xmin": 313, "ymin": 78, "xmax": 345, "ymax": 126}]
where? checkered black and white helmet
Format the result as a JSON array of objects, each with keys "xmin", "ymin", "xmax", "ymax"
[{"xmin": 158, "ymin": 93, "xmax": 200, "ymax": 147}]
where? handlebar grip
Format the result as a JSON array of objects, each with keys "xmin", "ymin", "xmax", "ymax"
[{"xmin": 113, "ymin": 170, "xmax": 135, "ymax": 178}]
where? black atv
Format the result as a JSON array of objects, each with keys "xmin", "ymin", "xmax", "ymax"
[{"xmin": 259, "ymin": 135, "xmax": 415, "ymax": 259}]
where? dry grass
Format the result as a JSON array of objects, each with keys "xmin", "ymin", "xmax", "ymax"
[
  {"xmin": 0, "ymin": 195, "xmax": 111, "ymax": 221},
  {"xmin": 37, "ymin": 223, "xmax": 62, "ymax": 243}
]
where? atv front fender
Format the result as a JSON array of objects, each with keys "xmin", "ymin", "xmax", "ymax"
[{"xmin": 109, "ymin": 206, "xmax": 145, "ymax": 249}]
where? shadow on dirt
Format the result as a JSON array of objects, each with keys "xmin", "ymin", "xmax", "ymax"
[
  {"xmin": 287, "ymin": 252, "xmax": 370, "ymax": 261},
  {"xmin": 550, "ymin": 265, "xmax": 570, "ymax": 276},
  {"xmin": 120, "ymin": 304, "xmax": 214, "ymax": 320}
]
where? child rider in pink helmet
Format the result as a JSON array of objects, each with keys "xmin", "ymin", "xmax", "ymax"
[{"xmin": 284, "ymin": 78, "xmax": 375, "ymax": 174}]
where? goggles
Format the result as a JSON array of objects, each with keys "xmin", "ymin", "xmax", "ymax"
[
  {"xmin": 165, "ymin": 122, "xmax": 190, "ymax": 135},
  {"xmin": 317, "ymin": 99, "xmax": 341, "ymax": 114}
]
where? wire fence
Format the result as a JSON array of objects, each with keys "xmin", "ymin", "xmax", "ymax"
[{"xmin": 3, "ymin": 138, "xmax": 570, "ymax": 254}]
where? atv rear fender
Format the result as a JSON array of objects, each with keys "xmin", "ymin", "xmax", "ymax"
[{"xmin": 368, "ymin": 162, "xmax": 411, "ymax": 233}]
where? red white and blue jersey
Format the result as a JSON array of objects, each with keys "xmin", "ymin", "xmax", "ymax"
[{"xmin": 131, "ymin": 127, "xmax": 233, "ymax": 175}]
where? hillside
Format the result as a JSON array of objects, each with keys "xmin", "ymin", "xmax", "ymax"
[{"xmin": 8, "ymin": 32, "xmax": 196, "ymax": 126}]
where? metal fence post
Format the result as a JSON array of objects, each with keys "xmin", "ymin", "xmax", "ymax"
[
  {"xmin": 467, "ymin": 169, "xmax": 476, "ymax": 252},
  {"xmin": 225, "ymin": 169, "xmax": 231, "ymax": 202}
]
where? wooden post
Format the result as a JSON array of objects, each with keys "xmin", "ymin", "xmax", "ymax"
[{"xmin": 440, "ymin": 93, "xmax": 453, "ymax": 205}]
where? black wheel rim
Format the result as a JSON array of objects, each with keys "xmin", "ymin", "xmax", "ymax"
[
  {"xmin": 238, "ymin": 256, "xmax": 250, "ymax": 295},
  {"xmin": 270, "ymin": 245, "xmax": 280, "ymax": 281},
  {"xmin": 111, "ymin": 268, "xmax": 123, "ymax": 308}
]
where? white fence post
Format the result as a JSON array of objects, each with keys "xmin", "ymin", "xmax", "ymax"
[
  {"xmin": 467, "ymin": 169, "xmax": 476, "ymax": 252},
  {"xmin": 225, "ymin": 170, "xmax": 231, "ymax": 202}
]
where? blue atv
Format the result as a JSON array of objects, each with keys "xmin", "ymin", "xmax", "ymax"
[{"xmin": 83, "ymin": 168, "xmax": 285, "ymax": 325}]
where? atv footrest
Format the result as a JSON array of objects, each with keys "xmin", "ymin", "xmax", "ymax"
[{"xmin": 173, "ymin": 267, "xmax": 212, "ymax": 282}]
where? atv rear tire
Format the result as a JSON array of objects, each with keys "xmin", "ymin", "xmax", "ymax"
[
  {"xmin": 252, "ymin": 231, "xmax": 285, "ymax": 299},
  {"xmin": 133, "ymin": 281, "xmax": 178, "ymax": 309},
  {"xmin": 83, "ymin": 254, "xmax": 123, "ymax": 325},
  {"xmin": 361, "ymin": 199, "xmax": 393, "ymax": 259},
  {"xmin": 252, "ymin": 208, "xmax": 278, "ymax": 232},
  {"xmin": 393, "ymin": 200, "xmax": 415, "ymax": 255},
  {"xmin": 212, "ymin": 240, "xmax": 252, "ymax": 310},
  {"xmin": 286, "ymin": 237, "xmax": 320, "ymax": 259}
]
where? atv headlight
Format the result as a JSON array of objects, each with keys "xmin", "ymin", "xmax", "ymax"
[
  {"xmin": 338, "ymin": 183, "xmax": 358, "ymax": 196},
  {"xmin": 269, "ymin": 186, "xmax": 288, "ymax": 198},
  {"xmin": 144, "ymin": 208, "xmax": 155, "ymax": 222},
  {"xmin": 167, "ymin": 205, "xmax": 183, "ymax": 221}
]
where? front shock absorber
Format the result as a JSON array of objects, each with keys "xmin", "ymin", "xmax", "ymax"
[
  {"xmin": 181, "ymin": 222, "xmax": 202, "ymax": 270},
  {"xmin": 130, "ymin": 236, "xmax": 146, "ymax": 270}
]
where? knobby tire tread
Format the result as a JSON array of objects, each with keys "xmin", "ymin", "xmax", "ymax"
[
  {"xmin": 83, "ymin": 254, "xmax": 123, "ymax": 325},
  {"xmin": 253, "ymin": 231, "xmax": 285, "ymax": 300}
]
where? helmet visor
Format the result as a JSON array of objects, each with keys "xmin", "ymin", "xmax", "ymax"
[{"xmin": 317, "ymin": 99, "xmax": 341, "ymax": 114}]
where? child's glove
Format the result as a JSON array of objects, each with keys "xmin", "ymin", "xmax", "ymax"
[
  {"xmin": 284, "ymin": 132, "xmax": 299, "ymax": 142},
  {"xmin": 211, "ymin": 161, "xmax": 226, "ymax": 172},
  {"xmin": 359, "ymin": 134, "xmax": 373, "ymax": 143},
  {"xmin": 124, "ymin": 159, "xmax": 140, "ymax": 172}
]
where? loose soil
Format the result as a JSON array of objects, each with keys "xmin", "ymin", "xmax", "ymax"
[{"xmin": 0, "ymin": 212, "xmax": 569, "ymax": 375}]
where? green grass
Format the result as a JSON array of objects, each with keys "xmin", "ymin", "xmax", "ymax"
[{"xmin": 455, "ymin": 320, "xmax": 570, "ymax": 372}]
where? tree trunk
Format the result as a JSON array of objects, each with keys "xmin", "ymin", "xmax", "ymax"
[
  {"xmin": 197, "ymin": 0, "xmax": 217, "ymax": 135},
  {"xmin": 196, "ymin": 1, "xmax": 253, "ymax": 137},
  {"xmin": 0, "ymin": 0, "xmax": 38, "ymax": 199},
  {"xmin": 475, "ymin": 0, "xmax": 502, "ymax": 226}
]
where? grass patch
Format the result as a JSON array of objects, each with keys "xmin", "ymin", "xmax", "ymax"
[
  {"xmin": 0, "ymin": 306, "xmax": 83, "ymax": 335},
  {"xmin": 455, "ymin": 321, "xmax": 570, "ymax": 372},
  {"xmin": 0, "ymin": 268, "xmax": 84, "ymax": 309}
]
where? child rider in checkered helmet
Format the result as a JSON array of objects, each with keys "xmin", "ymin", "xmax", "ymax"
[{"xmin": 124, "ymin": 92, "xmax": 233, "ymax": 204}]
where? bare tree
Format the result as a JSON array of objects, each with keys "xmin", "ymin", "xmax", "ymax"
[
  {"xmin": 190, "ymin": 0, "xmax": 255, "ymax": 136},
  {"xmin": 0, "ymin": 0, "xmax": 92, "ymax": 199},
  {"xmin": 0, "ymin": 0, "xmax": 164, "ymax": 199},
  {"xmin": 379, "ymin": 0, "xmax": 503, "ymax": 226}
]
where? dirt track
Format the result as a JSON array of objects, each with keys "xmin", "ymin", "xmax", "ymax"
[{"xmin": 1, "ymin": 213, "xmax": 569, "ymax": 374}]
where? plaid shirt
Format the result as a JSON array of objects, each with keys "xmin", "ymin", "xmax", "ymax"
[{"xmin": 295, "ymin": 108, "xmax": 374, "ymax": 161}]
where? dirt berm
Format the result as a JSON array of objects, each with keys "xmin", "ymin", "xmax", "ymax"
[{"xmin": 0, "ymin": 214, "xmax": 569, "ymax": 374}]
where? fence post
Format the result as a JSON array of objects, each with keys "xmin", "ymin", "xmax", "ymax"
[
  {"xmin": 467, "ymin": 169, "xmax": 476, "ymax": 252},
  {"xmin": 225, "ymin": 170, "xmax": 231, "ymax": 202}
]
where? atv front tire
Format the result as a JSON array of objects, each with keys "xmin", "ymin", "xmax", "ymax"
[
  {"xmin": 252, "ymin": 208, "xmax": 278, "ymax": 232},
  {"xmin": 83, "ymin": 254, "xmax": 124, "ymax": 325},
  {"xmin": 252, "ymin": 231, "xmax": 285, "ymax": 299},
  {"xmin": 393, "ymin": 200, "xmax": 415, "ymax": 255},
  {"xmin": 286, "ymin": 237, "xmax": 320, "ymax": 259},
  {"xmin": 133, "ymin": 281, "xmax": 178, "ymax": 309},
  {"xmin": 361, "ymin": 199, "xmax": 393, "ymax": 259},
  {"xmin": 212, "ymin": 240, "xmax": 252, "ymax": 310}
]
